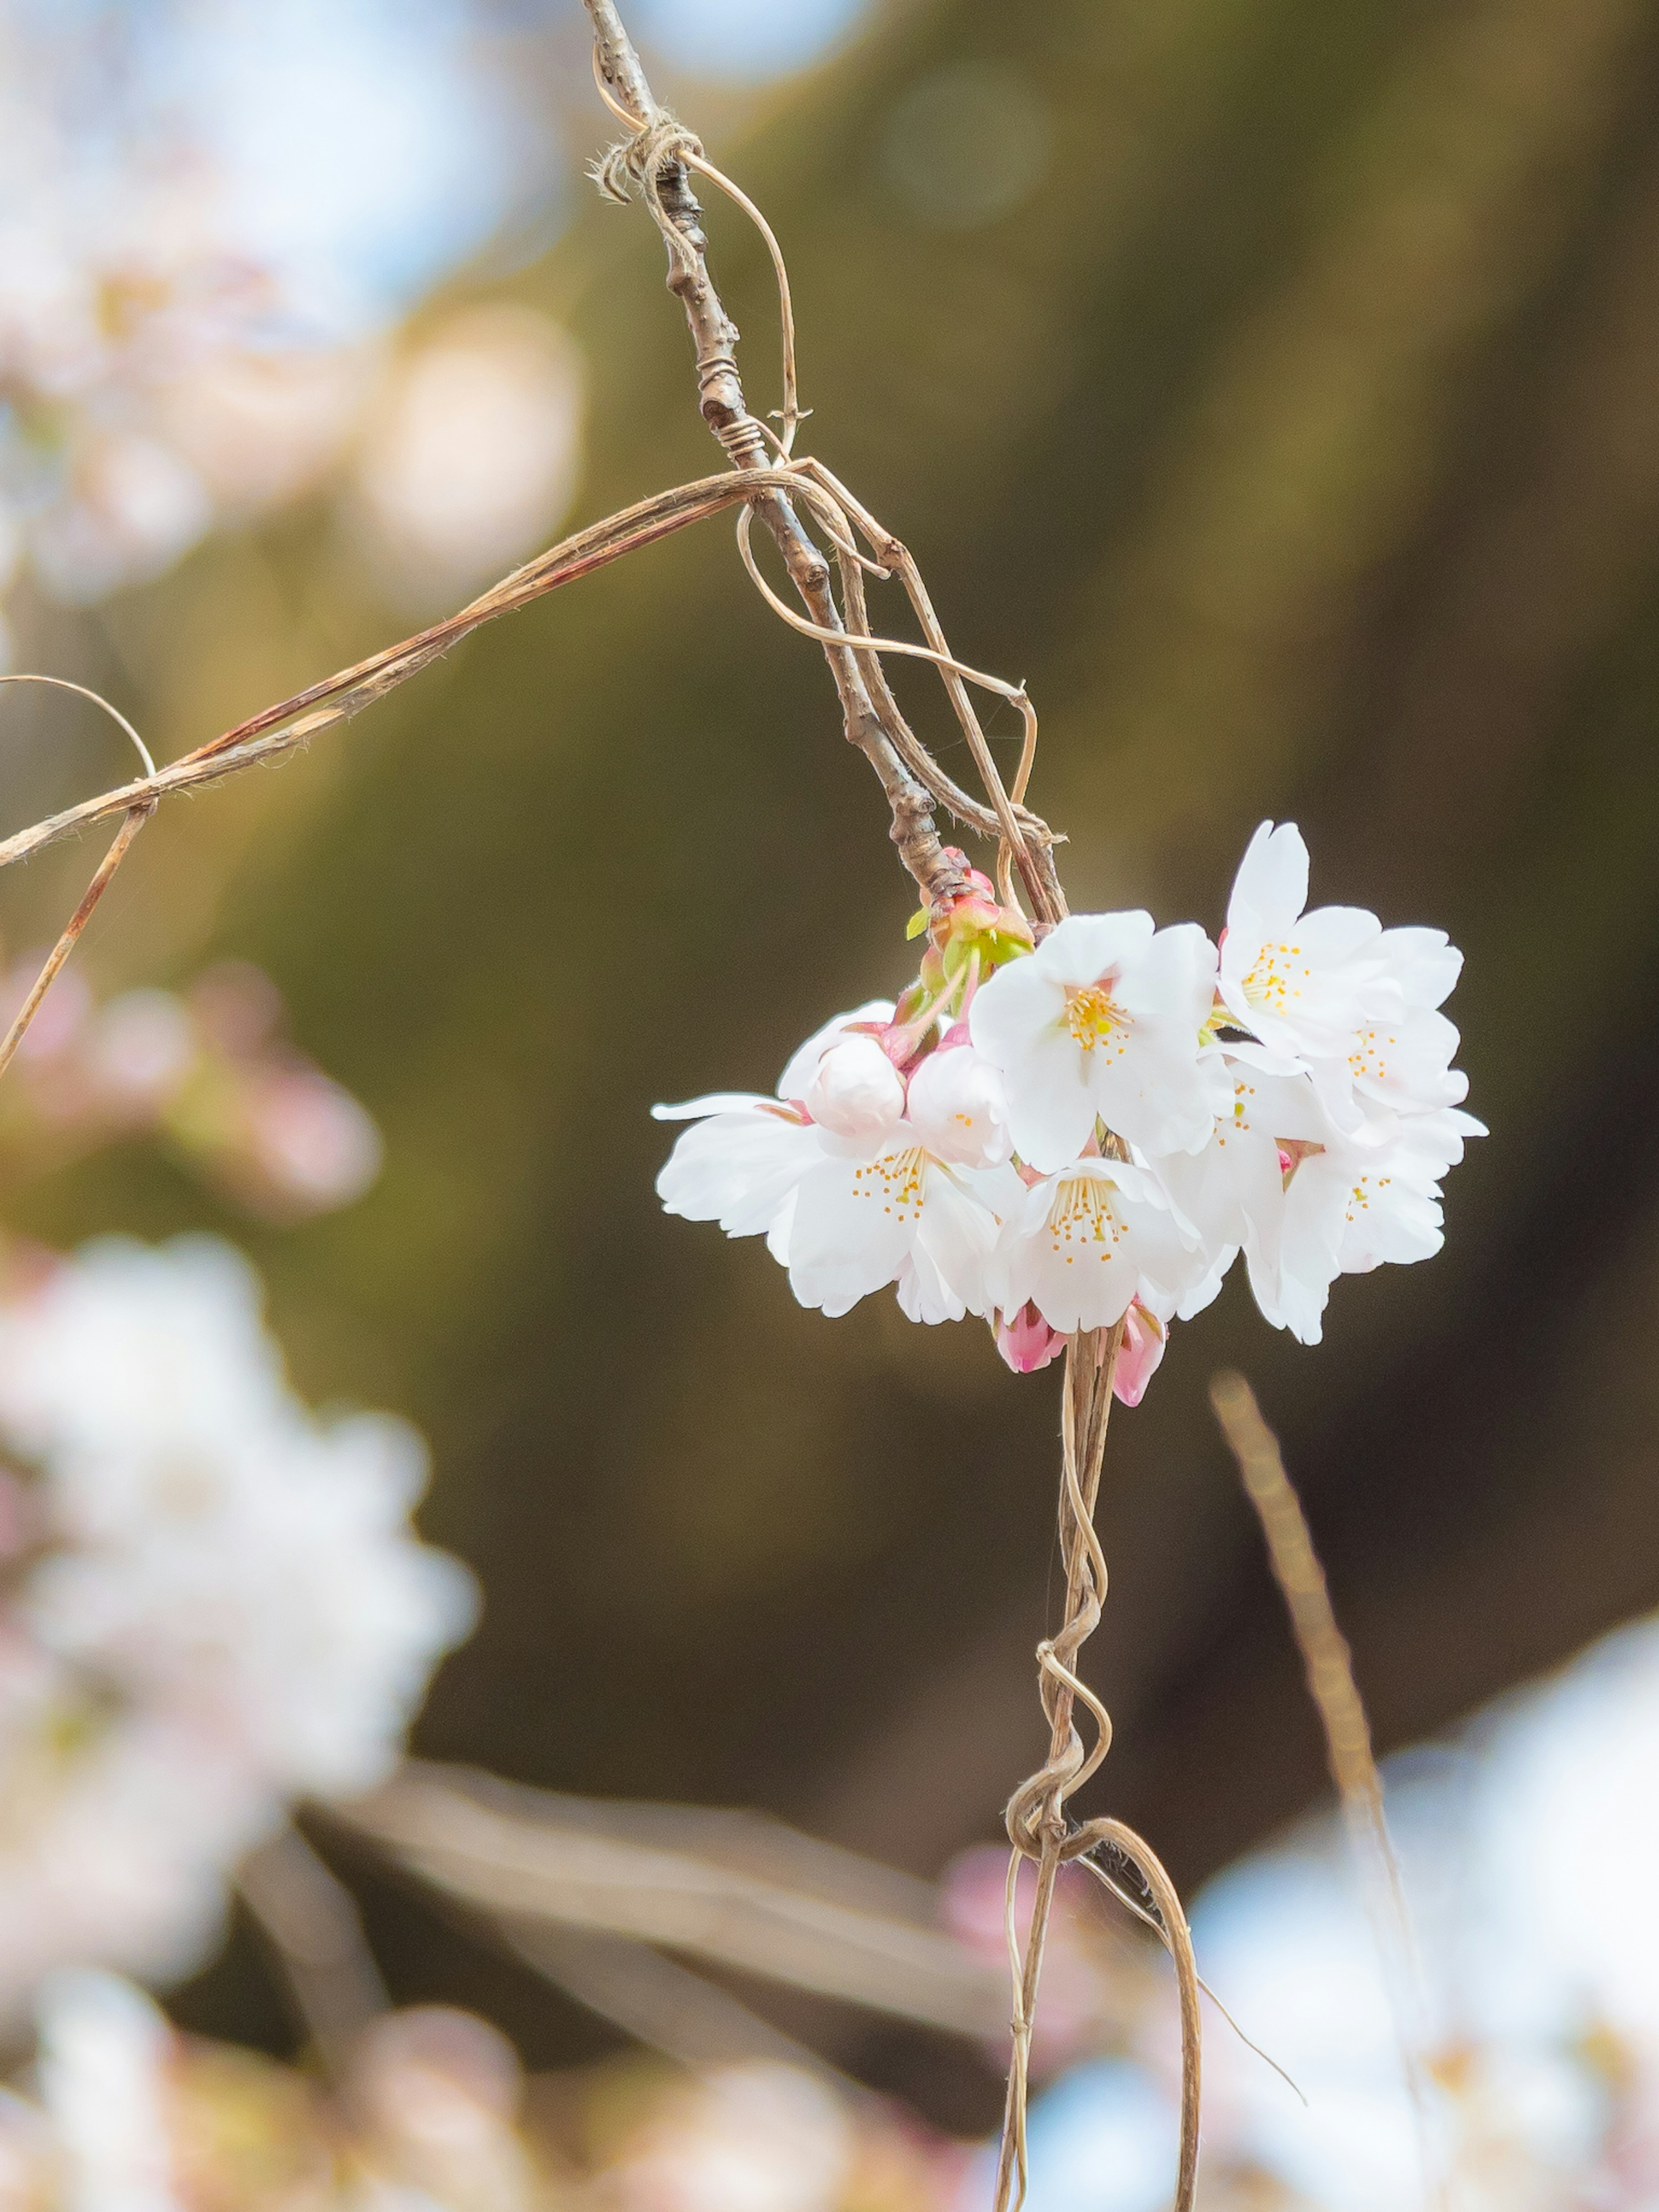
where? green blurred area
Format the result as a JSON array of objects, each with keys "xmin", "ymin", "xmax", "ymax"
[{"xmin": 11, "ymin": 0, "xmax": 1659, "ymax": 2098}]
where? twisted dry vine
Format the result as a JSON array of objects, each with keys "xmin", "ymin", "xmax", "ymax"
[
  {"xmin": 0, "ymin": 10, "xmax": 1200, "ymax": 2200},
  {"xmin": 993, "ymin": 1326, "xmax": 1201, "ymax": 2212}
]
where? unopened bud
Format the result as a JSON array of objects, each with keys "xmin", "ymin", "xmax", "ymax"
[
  {"xmin": 933, "ymin": 892, "xmax": 1035, "ymax": 984},
  {"xmin": 1112, "ymin": 1299, "xmax": 1167, "ymax": 1408},
  {"xmin": 995, "ymin": 1302, "xmax": 1067, "ymax": 1375},
  {"xmin": 804, "ymin": 1036, "xmax": 906, "ymax": 1140}
]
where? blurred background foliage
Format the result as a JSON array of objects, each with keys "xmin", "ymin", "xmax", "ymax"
[{"xmin": 8, "ymin": 0, "xmax": 1659, "ymax": 2115}]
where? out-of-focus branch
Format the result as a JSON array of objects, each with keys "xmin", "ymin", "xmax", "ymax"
[
  {"xmin": 505, "ymin": 1922, "xmax": 834, "ymax": 2075},
  {"xmin": 1209, "ymin": 1374, "xmax": 1389, "ymax": 1833},
  {"xmin": 334, "ymin": 1762, "xmax": 1007, "ymax": 2041},
  {"xmin": 238, "ymin": 1822, "xmax": 388, "ymax": 2076}
]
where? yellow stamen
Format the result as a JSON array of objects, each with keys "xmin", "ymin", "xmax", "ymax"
[
  {"xmin": 1065, "ymin": 983, "xmax": 1125, "ymax": 1051},
  {"xmin": 1241, "ymin": 940, "xmax": 1311, "ymax": 1013},
  {"xmin": 851, "ymin": 1146, "xmax": 925, "ymax": 1221},
  {"xmin": 1047, "ymin": 1175, "xmax": 1128, "ymax": 1262}
]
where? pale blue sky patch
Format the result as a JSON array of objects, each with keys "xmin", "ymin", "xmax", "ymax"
[{"xmin": 628, "ymin": 0, "xmax": 875, "ymax": 83}]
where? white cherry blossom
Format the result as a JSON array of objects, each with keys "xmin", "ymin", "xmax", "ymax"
[
  {"xmin": 653, "ymin": 1099, "xmax": 822, "ymax": 1249},
  {"xmin": 776, "ymin": 999, "xmax": 896, "ymax": 1103},
  {"xmin": 1256, "ymin": 1106, "xmax": 1485, "ymax": 1344},
  {"xmin": 1218, "ymin": 821, "xmax": 1468, "ymax": 1130},
  {"xmin": 0, "ymin": 1236, "xmax": 477, "ymax": 2019},
  {"xmin": 0, "ymin": 1644, "xmax": 270, "ymax": 2023},
  {"xmin": 990, "ymin": 1158, "xmax": 1206, "ymax": 1335},
  {"xmin": 655, "ymin": 1007, "xmax": 1022, "ymax": 1324},
  {"xmin": 657, "ymin": 1095, "xmax": 1017, "ymax": 1325},
  {"xmin": 0, "ymin": 1239, "xmax": 477, "ymax": 1804},
  {"xmin": 904, "ymin": 1042, "xmax": 1012, "ymax": 1167},
  {"xmin": 653, "ymin": 1001, "xmax": 895, "ymax": 1241},
  {"xmin": 35, "ymin": 1971, "xmax": 178, "ymax": 2211},
  {"xmin": 1218, "ymin": 822, "xmax": 1388, "ymax": 1057},
  {"xmin": 26, "ymin": 1407, "xmax": 476, "ymax": 1802},
  {"xmin": 785, "ymin": 1132, "xmax": 1019, "ymax": 1325},
  {"xmin": 1146, "ymin": 1052, "xmax": 1328, "ymax": 1325},
  {"xmin": 969, "ymin": 912, "xmax": 1217, "ymax": 1170},
  {"xmin": 1344, "ymin": 1001, "xmax": 1468, "ymax": 1123}
]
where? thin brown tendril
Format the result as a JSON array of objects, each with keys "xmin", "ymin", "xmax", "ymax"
[
  {"xmin": 1076, "ymin": 1851, "xmax": 1307, "ymax": 2105},
  {"xmin": 0, "ymin": 673, "xmax": 156, "ymax": 779}
]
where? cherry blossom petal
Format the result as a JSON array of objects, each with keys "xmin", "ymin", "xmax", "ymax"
[
  {"xmin": 785, "ymin": 1142, "xmax": 926, "ymax": 1314},
  {"xmin": 896, "ymin": 1244, "xmax": 962, "ymax": 1325},
  {"xmin": 965, "ymin": 947, "xmax": 1061, "ymax": 1065},
  {"xmin": 913, "ymin": 1164, "xmax": 1005, "ymax": 1320},
  {"xmin": 1377, "ymin": 925, "xmax": 1462, "ymax": 1010},
  {"xmin": 652, "ymin": 1091, "xmax": 779, "ymax": 1123},
  {"xmin": 1035, "ymin": 910, "xmax": 1157, "ymax": 991},
  {"xmin": 1228, "ymin": 820, "xmax": 1309, "ymax": 936},
  {"xmin": 991, "ymin": 1023, "xmax": 1103, "ymax": 1176},
  {"xmin": 1089, "ymin": 1019, "xmax": 1214, "ymax": 1158},
  {"xmin": 905, "ymin": 1046, "xmax": 1011, "ymax": 1167},
  {"xmin": 1346, "ymin": 1007, "xmax": 1467, "ymax": 1116},
  {"xmin": 655, "ymin": 1108, "xmax": 820, "ymax": 1238}
]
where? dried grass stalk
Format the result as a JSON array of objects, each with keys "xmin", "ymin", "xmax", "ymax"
[{"xmin": 1211, "ymin": 1370, "xmax": 1443, "ymax": 2208}]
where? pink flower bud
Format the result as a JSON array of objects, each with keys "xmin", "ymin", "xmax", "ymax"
[
  {"xmin": 938, "ymin": 847, "xmax": 999, "ymax": 904},
  {"xmin": 906, "ymin": 1045, "xmax": 1012, "ymax": 1166},
  {"xmin": 246, "ymin": 1071, "xmax": 383, "ymax": 1211},
  {"xmin": 1112, "ymin": 1298, "xmax": 1167, "ymax": 1408},
  {"xmin": 995, "ymin": 1301, "xmax": 1067, "ymax": 1374},
  {"xmin": 803, "ymin": 1036, "xmax": 905, "ymax": 1140}
]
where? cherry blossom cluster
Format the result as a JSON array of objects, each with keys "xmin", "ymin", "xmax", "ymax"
[
  {"xmin": 0, "ymin": 955, "xmax": 381, "ymax": 1220},
  {"xmin": 0, "ymin": 1236, "xmax": 475, "ymax": 2018},
  {"xmin": 655, "ymin": 823, "xmax": 1481, "ymax": 1402}
]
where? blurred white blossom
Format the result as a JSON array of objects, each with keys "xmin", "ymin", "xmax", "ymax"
[
  {"xmin": 0, "ymin": 1235, "xmax": 474, "ymax": 2018},
  {"xmin": 0, "ymin": 1, "xmax": 566, "ymax": 621},
  {"xmin": 350, "ymin": 305, "xmax": 583, "ymax": 611},
  {"xmin": 609, "ymin": 2063, "xmax": 854, "ymax": 2212},
  {"xmin": 37, "ymin": 1969, "xmax": 179, "ymax": 2212}
]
